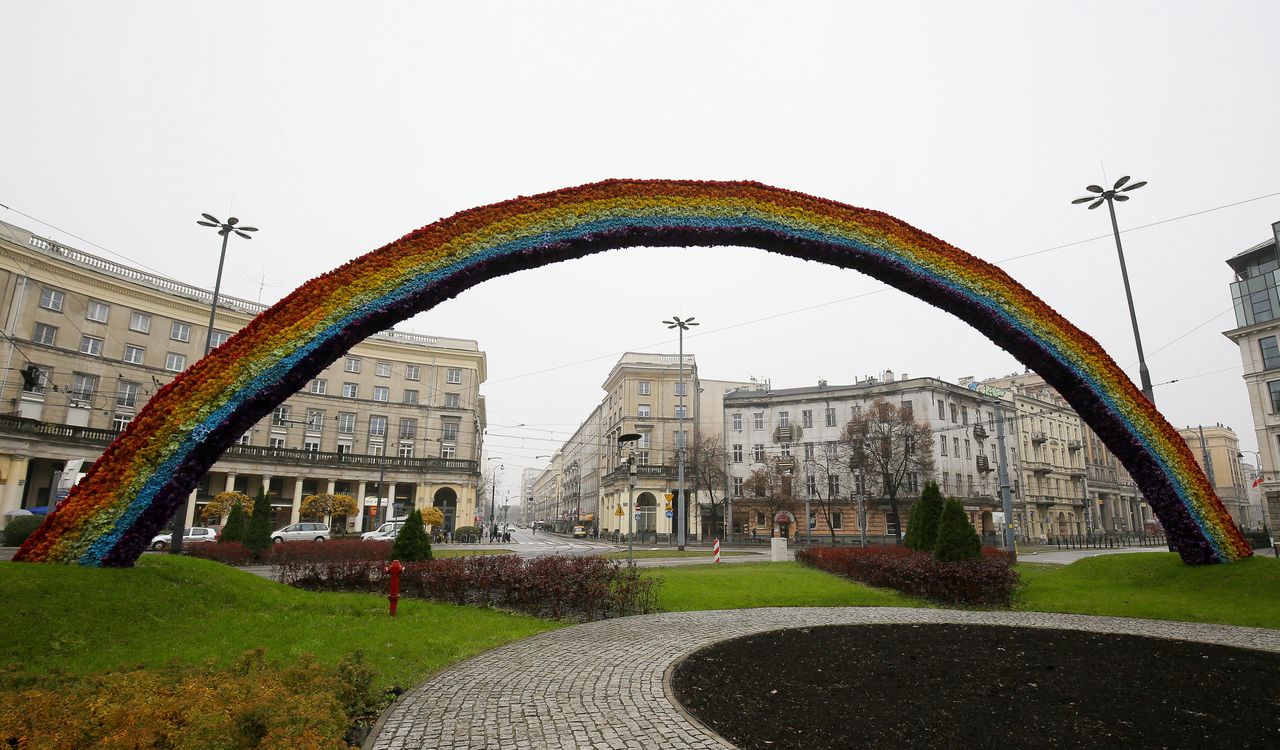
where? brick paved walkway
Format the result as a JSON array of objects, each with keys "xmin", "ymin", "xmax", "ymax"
[{"xmin": 369, "ymin": 607, "xmax": 1280, "ymax": 749}]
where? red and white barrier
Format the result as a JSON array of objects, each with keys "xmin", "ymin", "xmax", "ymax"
[{"xmin": 713, "ymin": 538, "xmax": 721, "ymax": 563}]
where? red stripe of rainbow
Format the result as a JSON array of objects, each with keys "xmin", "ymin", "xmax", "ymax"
[{"xmin": 15, "ymin": 180, "xmax": 1251, "ymax": 565}]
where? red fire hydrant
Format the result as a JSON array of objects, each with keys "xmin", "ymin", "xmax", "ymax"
[{"xmin": 384, "ymin": 559, "xmax": 403, "ymax": 617}]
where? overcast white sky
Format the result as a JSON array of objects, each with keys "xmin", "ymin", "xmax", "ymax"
[{"xmin": 4, "ymin": 1, "xmax": 1279, "ymax": 504}]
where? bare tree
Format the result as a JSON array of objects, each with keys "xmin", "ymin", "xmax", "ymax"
[
  {"xmin": 742, "ymin": 455, "xmax": 800, "ymax": 537},
  {"xmin": 688, "ymin": 434, "xmax": 729, "ymax": 539},
  {"xmin": 841, "ymin": 399, "xmax": 935, "ymax": 544},
  {"xmin": 803, "ymin": 441, "xmax": 850, "ymax": 543}
]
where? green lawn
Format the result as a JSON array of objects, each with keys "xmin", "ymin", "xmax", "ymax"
[
  {"xmin": 1014, "ymin": 552, "xmax": 1280, "ymax": 629},
  {"xmin": 601, "ymin": 549, "xmax": 756, "ymax": 560},
  {"xmin": 646, "ymin": 561, "xmax": 922, "ymax": 611},
  {"xmin": 0, "ymin": 555, "xmax": 558, "ymax": 690}
]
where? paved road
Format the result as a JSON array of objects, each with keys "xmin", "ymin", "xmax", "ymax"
[{"xmin": 369, "ymin": 606, "xmax": 1280, "ymax": 750}]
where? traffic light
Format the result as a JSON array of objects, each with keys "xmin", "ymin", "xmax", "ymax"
[{"xmin": 664, "ymin": 492, "xmax": 674, "ymax": 512}]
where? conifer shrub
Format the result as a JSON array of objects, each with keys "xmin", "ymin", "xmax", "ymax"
[
  {"xmin": 903, "ymin": 481, "xmax": 944, "ymax": 552},
  {"xmin": 389, "ymin": 509, "xmax": 433, "ymax": 562},
  {"xmin": 2, "ymin": 515, "xmax": 43, "ymax": 547},
  {"xmin": 220, "ymin": 502, "xmax": 246, "ymax": 544},
  {"xmin": 933, "ymin": 498, "xmax": 982, "ymax": 562},
  {"xmin": 243, "ymin": 490, "xmax": 273, "ymax": 557}
]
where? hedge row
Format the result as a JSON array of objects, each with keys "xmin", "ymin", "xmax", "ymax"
[
  {"xmin": 797, "ymin": 545, "xmax": 1018, "ymax": 606},
  {"xmin": 277, "ymin": 554, "xmax": 660, "ymax": 621},
  {"xmin": 0, "ymin": 649, "xmax": 380, "ymax": 750},
  {"xmin": 186, "ymin": 538, "xmax": 391, "ymax": 566}
]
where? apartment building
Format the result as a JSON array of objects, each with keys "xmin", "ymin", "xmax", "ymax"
[
  {"xmin": 724, "ymin": 371, "xmax": 1002, "ymax": 542},
  {"xmin": 1178, "ymin": 424, "xmax": 1256, "ymax": 530},
  {"xmin": 1223, "ymin": 219, "xmax": 1280, "ymax": 531},
  {"xmin": 0, "ymin": 219, "xmax": 485, "ymax": 532}
]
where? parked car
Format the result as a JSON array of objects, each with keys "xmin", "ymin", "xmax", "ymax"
[
  {"xmin": 270, "ymin": 522, "xmax": 330, "ymax": 543},
  {"xmin": 572, "ymin": 525, "xmax": 587, "ymax": 539},
  {"xmin": 361, "ymin": 521, "xmax": 405, "ymax": 541},
  {"xmin": 150, "ymin": 526, "xmax": 218, "ymax": 550}
]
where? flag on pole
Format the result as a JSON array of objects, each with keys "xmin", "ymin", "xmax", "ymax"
[{"xmin": 1252, "ymin": 475, "xmax": 1264, "ymax": 488}]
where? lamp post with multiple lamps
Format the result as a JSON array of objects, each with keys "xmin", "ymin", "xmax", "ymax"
[
  {"xmin": 486, "ymin": 457, "xmax": 503, "ymax": 534},
  {"xmin": 1071, "ymin": 176, "xmax": 1153, "ymax": 404},
  {"xmin": 171, "ymin": 214, "xmax": 257, "ymax": 555},
  {"xmin": 618, "ymin": 433, "xmax": 642, "ymax": 565},
  {"xmin": 663, "ymin": 315, "xmax": 697, "ymax": 550}
]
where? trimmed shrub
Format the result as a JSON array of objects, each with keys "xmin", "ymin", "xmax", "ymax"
[
  {"xmin": 0, "ymin": 649, "xmax": 380, "ymax": 750},
  {"xmin": 3, "ymin": 515, "xmax": 44, "ymax": 547},
  {"xmin": 186, "ymin": 541, "xmax": 256, "ymax": 566},
  {"xmin": 220, "ymin": 502, "xmax": 246, "ymax": 544},
  {"xmin": 903, "ymin": 481, "xmax": 944, "ymax": 552},
  {"xmin": 453, "ymin": 525, "xmax": 481, "ymax": 542},
  {"xmin": 243, "ymin": 490, "xmax": 272, "ymax": 556},
  {"xmin": 933, "ymin": 498, "xmax": 981, "ymax": 562},
  {"xmin": 796, "ymin": 545, "xmax": 1017, "ymax": 606},
  {"xmin": 277, "ymin": 553, "xmax": 660, "ymax": 621},
  {"xmin": 389, "ymin": 510, "xmax": 432, "ymax": 562}
]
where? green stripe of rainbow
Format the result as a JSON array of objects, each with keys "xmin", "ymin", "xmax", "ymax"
[{"xmin": 15, "ymin": 180, "xmax": 1251, "ymax": 565}]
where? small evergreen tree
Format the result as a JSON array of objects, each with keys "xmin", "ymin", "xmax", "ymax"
[
  {"xmin": 389, "ymin": 509, "xmax": 432, "ymax": 562},
  {"xmin": 243, "ymin": 489, "xmax": 273, "ymax": 556},
  {"xmin": 933, "ymin": 498, "xmax": 982, "ymax": 562},
  {"xmin": 220, "ymin": 502, "xmax": 246, "ymax": 544},
  {"xmin": 903, "ymin": 481, "xmax": 944, "ymax": 552}
]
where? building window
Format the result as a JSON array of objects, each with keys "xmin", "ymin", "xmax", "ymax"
[
  {"xmin": 781, "ymin": 443, "xmax": 791, "ymax": 458},
  {"xmin": 170, "ymin": 321, "xmax": 190, "ymax": 342},
  {"xmin": 732, "ymin": 413, "xmax": 742, "ymax": 431},
  {"xmin": 961, "ymin": 405, "xmax": 968, "ymax": 425},
  {"xmin": 445, "ymin": 392, "xmax": 460, "ymax": 408},
  {"xmin": 335, "ymin": 442, "xmax": 350, "ymax": 454},
  {"xmin": 825, "ymin": 407, "xmax": 836, "ymax": 427},
  {"xmin": 1261, "ymin": 337, "xmax": 1280, "ymax": 371},
  {"xmin": 1269, "ymin": 381, "xmax": 1280, "ymax": 413},
  {"xmin": 675, "ymin": 404, "xmax": 687, "ymax": 418},
  {"xmin": 807, "ymin": 475, "xmax": 818, "ymax": 495},
  {"xmin": 369, "ymin": 415, "xmax": 387, "ymax": 437},
  {"xmin": 209, "ymin": 330, "xmax": 229, "ymax": 348},
  {"xmin": 397, "ymin": 443, "xmax": 414, "ymax": 458},
  {"xmin": 303, "ymin": 439, "xmax": 321, "ymax": 453},
  {"xmin": 828, "ymin": 475, "xmax": 841, "ymax": 496},
  {"xmin": 369, "ymin": 441, "xmax": 384, "ymax": 456},
  {"xmin": 949, "ymin": 403, "xmax": 958, "ymax": 423},
  {"xmin": 732, "ymin": 444, "xmax": 743, "ymax": 463},
  {"xmin": 638, "ymin": 404, "xmax": 651, "ymax": 418},
  {"xmin": 123, "ymin": 345, "xmax": 145, "ymax": 364},
  {"xmin": 804, "ymin": 443, "xmax": 815, "ymax": 460},
  {"xmin": 71, "ymin": 373, "xmax": 97, "ymax": 400},
  {"xmin": 639, "ymin": 381, "xmax": 651, "ymax": 395},
  {"xmin": 79, "ymin": 335, "xmax": 103, "ymax": 356},
  {"xmin": 116, "ymin": 381, "xmax": 140, "ymax": 408},
  {"xmin": 901, "ymin": 401, "xmax": 913, "ymax": 419},
  {"xmin": 953, "ymin": 437, "xmax": 960, "ymax": 456},
  {"xmin": 306, "ymin": 409, "xmax": 324, "ymax": 430},
  {"xmin": 86, "ymin": 300, "xmax": 109, "ymax": 323},
  {"xmin": 269, "ymin": 436, "xmax": 286, "ymax": 449},
  {"xmin": 941, "ymin": 438, "xmax": 948, "ymax": 456},
  {"xmin": 675, "ymin": 430, "xmax": 687, "ymax": 449},
  {"xmin": 753, "ymin": 444, "xmax": 765, "ymax": 462},
  {"xmin": 342, "ymin": 383, "xmax": 358, "ymax": 399},
  {"xmin": 373, "ymin": 386, "xmax": 389, "ymax": 402},
  {"xmin": 446, "ymin": 368, "xmax": 462, "ymax": 384},
  {"xmin": 675, "ymin": 382, "xmax": 687, "ymax": 397},
  {"xmin": 111, "ymin": 413, "xmax": 132, "ymax": 432},
  {"xmin": 779, "ymin": 411, "xmax": 790, "ymax": 428},
  {"xmin": 310, "ymin": 378, "xmax": 327, "ymax": 395},
  {"xmin": 754, "ymin": 412, "xmax": 765, "ymax": 430},
  {"xmin": 165, "ymin": 352, "xmax": 186, "ymax": 372},
  {"xmin": 756, "ymin": 511, "xmax": 765, "ymax": 525},
  {"xmin": 938, "ymin": 400, "xmax": 946, "ymax": 420},
  {"xmin": 31, "ymin": 322, "xmax": 56, "ymax": 346},
  {"xmin": 403, "ymin": 389, "xmax": 419, "ymax": 405},
  {"xmin": 399, "ymin": 418, "xmax": 417, "ymax": 439},
  {"xmin": 441, "ymin": 445, "xmax": 456, "ymax": 459},
  {"xmin": 39, "ymin": 287, "xmax": 64, "ymax": 312},
  {"xmin": 964, "ymin": 440, "xmax": 971, "ymax": 459},
  {"xmin": 405, "ymin": 365, "xmax": 420, "ymax": 380},
  {"xmin": 442, "ymin": 421, "xmax": 459, "ymax": 442},
  {"xmin": 375, "ymin": 362, "xmax": 392, "ymax": 377},
  {"xmin": 345, "ymin": 357, "xmax": 361, "ymax": 373},
  {"xmin": 337, "ymin": 412, "xmax": 356, "ymax": 434},
  {"xmin": 831, "ymin": 512, "xmax": 843, "ymax": 530},
  {"xmin": 802, "ymin": 410, "xmax": 813, "ymax": 428},
  {"xmin": 733, "ymin": 477, "xmax": 743, "ymax": 496},
  {"xmin": 273, "ymin": 406, "xmax": 291, "ymax": 426},
  {"xmin": 129, "ymin": 311, "xmax": 151, "ymax": 333}
]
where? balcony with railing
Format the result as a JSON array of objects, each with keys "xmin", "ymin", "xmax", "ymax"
[
  {"xmin": 1023, "ymin": 459, "xmax": 1052, "ymax": 475},
  {"xmin": 603, "ymin": 463, "xmax": 679, "ymax": 483},
  {"xmin": 1030, "ymin": 432, "xmax": 1048, "ymax": 444}
]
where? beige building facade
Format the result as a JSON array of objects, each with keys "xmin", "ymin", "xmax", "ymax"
[
  {"xmin": 0, "ymin": 219, "xmax": 486, "ymax": 533},
  {"xmin": 1178, "ymin": 424, "xmax": 1256, "ymax": 530}
]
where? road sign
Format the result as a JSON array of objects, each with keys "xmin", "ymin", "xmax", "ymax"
[
  {"xmin": 665, "ymin": 510, "xmax": 673, "ymax": 518},
  {"xmin": 614, "ymin": 504, "xmax": 624, "ymax": 517}
]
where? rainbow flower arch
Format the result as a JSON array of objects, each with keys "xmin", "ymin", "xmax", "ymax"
[{"xmin": 16, "ymin": 180, "xmax": 1251, "ymax": 566}]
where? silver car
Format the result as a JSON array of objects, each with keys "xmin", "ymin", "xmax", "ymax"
[
  {"xmin": 361, "ymin": 521, "xmax": 405, "ymax": 541},
  {"xmin": 270, "ymin": 522, "xmax": 330, "ymax": 543},
  {"xmin": 150, "ymin": 526, "xmax": 218, "ymax": 550}
]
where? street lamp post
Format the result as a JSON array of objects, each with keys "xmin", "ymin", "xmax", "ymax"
[
  {"xmin": 1072, "ymin": 176, "xmax": 1153, "ymax": 403},
  {"xmin": 171, "ymin": 214, "xmax": 258, "ymax": 555},
  {"xmin": 663, "ymin": 315, "xmax": 698, "ymax": 550},
  {"xmin": 618, "ymin": 433, "xmax": 641, "ymax": 566},
  {"xmin": 487, "ymin": 458, "xmax": 503, "ymax": 536}
]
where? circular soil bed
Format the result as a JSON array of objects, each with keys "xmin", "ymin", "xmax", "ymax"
[{"xmin": 672, "ymin": 624, "xmax": 1280, "ymax": 750}]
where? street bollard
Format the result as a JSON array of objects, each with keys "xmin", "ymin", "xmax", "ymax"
[
  {"xmin": 384, "ymin": 559, "xmax": 403, "ymax": 617},
  {"xmin": 713, "ymin": 538, "xmax": 721, "ymax": 563}
]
